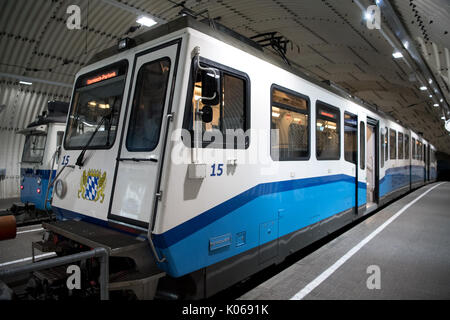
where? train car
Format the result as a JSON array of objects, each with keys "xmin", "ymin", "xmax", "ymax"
[
  {"xmin": 33, "ymin": 16, "xmax": 438, "ymax": 299},
  {"xmin": 17, "ymin": 101, "xmax": 68, "ymax": 212}
]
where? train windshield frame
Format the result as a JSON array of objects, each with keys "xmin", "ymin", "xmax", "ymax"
[
  {"xmin": 22, "ymin": 132, "xmax": 47, "ymax": 163},
  {"xmin": 64, "ymin": 60, "xmax": 129, "ymax": 150}
]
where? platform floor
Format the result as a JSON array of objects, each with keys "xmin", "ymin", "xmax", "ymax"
[
  {"xmin": 0, "ymin": 224, "xmax": 50, "ymax": 270},
  {"xmin": 239, "ymin": 182, "xmax": 450, "ymax": 300}
]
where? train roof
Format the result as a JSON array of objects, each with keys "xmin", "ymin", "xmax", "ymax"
[
  {"xmin": 90, "ymin": 16, "xmax": 429, "ymax": 144},
  {"xmin": 23, "ymin": 100, "xmax": 68, "ymax": 129}
]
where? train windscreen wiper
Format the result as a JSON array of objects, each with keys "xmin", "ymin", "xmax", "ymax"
[{"xmin": 75, "ymin": 115, "xmax": 107, "ymax": 167}]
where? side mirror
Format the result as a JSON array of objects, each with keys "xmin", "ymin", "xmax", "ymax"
[
  {"xmin": 201, "ymin": 106, "xmax": 213, "ymax": 123},
  {"xmin": 201, "ymin": 69, "xmax": 220, "ymax": 106}
]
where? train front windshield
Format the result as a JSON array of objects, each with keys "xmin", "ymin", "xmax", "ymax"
[
  {"xmin": 65, "ymin": 60, "xmax": 128, "ymax": 149},
  {"xmin": 22, "ymin": 133, "xmax": 47, "ymax": 163}
]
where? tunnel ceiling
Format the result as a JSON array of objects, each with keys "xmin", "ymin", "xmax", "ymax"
[{"xmin": 1, "ymin": 0, "xmax": 450, "ymax": 153}]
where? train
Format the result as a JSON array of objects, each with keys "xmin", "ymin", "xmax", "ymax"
[
  {"xmin": 21, "ymin": 16, "xmax": 437, "ymax": 299},
  {"xmin": 13, "ymin": 101, "xmax": 68, "ymax": 219}
]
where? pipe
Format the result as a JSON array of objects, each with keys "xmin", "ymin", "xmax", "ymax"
[{"xmin": 0, "ymin": 216, "xmax": 16, "ymax": 241}]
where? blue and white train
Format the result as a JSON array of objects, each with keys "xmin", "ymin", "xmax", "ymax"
[
  {"xmin": 41, "ymin": 17, "xmax": 436, "ymax": 299},
  {"xmin": 17, "ymin": 101, "xmax": 68, "ymax": 212}
]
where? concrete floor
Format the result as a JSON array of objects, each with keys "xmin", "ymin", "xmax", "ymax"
[
  {"xmin": 239, "ymin": 182, "xmax": 450, "ymax": 300},
  {"xmin": 0, "ymin": 224, "xmax": 49, "ymax": 270}
]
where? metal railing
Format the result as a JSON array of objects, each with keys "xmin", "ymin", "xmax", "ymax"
[{"xmin": 0, "ymin": 247, "xmax": 109, "ymax": 300}]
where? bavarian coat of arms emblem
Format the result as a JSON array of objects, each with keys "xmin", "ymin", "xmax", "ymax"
[{"xmin": 78, "ymin": 169, "xmax": 106, "ymax": 203}]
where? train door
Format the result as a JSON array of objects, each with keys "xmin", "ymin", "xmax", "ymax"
[
  {"xmin": 423, "ymin": 144, "xmax": 427, "ymax": 183},
  {"xmin": 109, "ymin": 41, "xmax": 180, "ymax": 228},
  {"xmin": 366, "ymin": 118, "xmax": 379, "ymax": 209},
  {"xmin": 344, "ymin": 112, "xmax": 358, "ymax": 214},
  {"xmin": 426, "ymin": 145, "xmax": 431, "ymax": 181}
]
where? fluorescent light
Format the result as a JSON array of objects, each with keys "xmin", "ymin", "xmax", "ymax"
[
  {"xmin": 19, "ymin": 81, "xmax": 32, "ymax": 85},
  {"xmin": 420, "ymin": 86, "xmax": 427, "ymax": 91},
  {"xmin": 392, "ymin": 51, "xmax": 403, "ymax": 58},
  {"xmin": 433, "ymin": 103, "xmax": 439, "ymax": 107},
  {"xmin": 428, "ymin": 79, "xmax": 433, "ymax": 84},
  {"xmin": 403, "ymin": 41, "xmax": 409, "ymax": 49},
  {"xmin": 441, "ymin": 116, "xmax": 446, "ymax": 120},
  {"xmin": 272, "ymin": 112, "xmax": 280, "ymax": 118},
  {"xmin": 440, "ymin": 98, "xmax": 444, "ymax": 103},
  {"xmin": 364, "ymin": 12, "xmax": 373, "ymax": 20},
  {"xmin": 136, "ymin": 16, "xmax": 157, "ymax": 27},
  {"xmin": 429, "ymin": 94, "xmax": 432, "ymax": 98}
]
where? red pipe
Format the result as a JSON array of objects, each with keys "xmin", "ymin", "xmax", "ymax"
[{"xmin": 0, "ymin": 215, "xmax": 16, "ymax": 241}]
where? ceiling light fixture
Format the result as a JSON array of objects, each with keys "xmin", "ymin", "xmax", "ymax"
[
  {"xmin": 136, "ymin": 16, "xmax": 157, "ymax": 27},
  {"xmin": 392, "ymin": 51, "xmax": 403, "ymax": 58},
  {"xmin": 19, "ymin": 81, "xmax": 32, "ymax": 85},
  {"xmin": 420, "ymin": 86, "xmax": 427, "ymax": 91}
]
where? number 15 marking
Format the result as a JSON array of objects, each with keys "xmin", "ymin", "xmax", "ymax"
[{"xmin": 211, "ymin": 164, "xmax": 223, "ymax": 176}]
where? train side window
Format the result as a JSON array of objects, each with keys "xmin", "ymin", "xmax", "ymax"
[
  {"xmin": 360, "ymin": 121, "xmax": 365, "ymax": 169},
  {"xmin": 316, "ymin": 102, "xmax": 340, "ymax": 160},
  {"xmin": 126, "ymin": 58, "xmax": 171, "ymax": 151},
  {"xmin": 398, "ymin": 132, "xmax": 404, "ymax": 159},
  {"xmin": 405, "ymin": 134, "xmax": 410, "ymax": 159},
  {"xmin": 344, "ymin": 112, "xmax": 357, "ymax": 164},
  {"xmin": 389, "ymin": 129, "xmax": 396, "ymax": 160},
  {"xmin": 412, "ymin": 137, "xmax": 416, "ymax": 159},
  {"xmin": 385, "ymin": 126, "xmax": 388, "ymax": 162},
  {"xmin": 270, "ymin": 86, "xmax": 310, "ymax": 161},
  {"xmin": 380, "ymin": 131, "xmax": 385, "ymax": 168},
  {"xmin": 183, "ymin": 60, "xmax": 249, "ymax": 149}
]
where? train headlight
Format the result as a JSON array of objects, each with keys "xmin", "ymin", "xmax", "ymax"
[
  {"xmin": 54, "ymin": 179, "xmax": 67, "ymax": 199},
  {"xmin": 37, "ymin": 177, "xmax": 42, "ymax": 185}
]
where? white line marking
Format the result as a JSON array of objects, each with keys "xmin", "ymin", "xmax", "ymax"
[
  {"xmin": 0, "ymin": 253, "xmax": 56, "ymax": 268},
  {"xmin": 16, "ymin": 228, "xmax": 43, "ymax": 235},
  {"xmin": 290, "ymin": 182, "xmax": 446, "ymax": 300}
]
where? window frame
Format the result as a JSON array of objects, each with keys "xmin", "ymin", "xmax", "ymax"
[
  {"xmin": 405, "ymin": 134, "xmax": 410, "ymax": 160},
  {"xmin": 360, "ymin": 121, "xmax": 365, "ymax": 170},
  {"xmin": 21, "ymin": 132, "xmax": 48, "ymax": 164},
  {"xmin": 389, "ymin": 128, "xmax": 397, "ymax": 160},
  {"xmin": 380, "ymin": 130, "xmax": 385, "ymax": 168},
  {"xmin": 315, "ymin": 100, "xmax": 341, "ymax": 161},
  {"xmin": 344, "ymin": 111, "xmax": 358, "ymax": 165},
  {"xmin": 385, "ymin": 126, "xmax": 389, "ymax": 162},
  {"xmin": 125, "ymin": 57, "xmax": 172, "ymax": 152},
  {"xmin": 270, "ymin": 84, "xmax": 311, "ymax": 161},
  {"xmin": 64, "ymin": 59, "xmax": 129, "ymax": 151},
  {"xmin": 182, "ymin": 56, "xmax": 251, "ymax": 149},
  {"xmin": 398, "ymin": 132, "xmax": 404, "ymax": 159}
]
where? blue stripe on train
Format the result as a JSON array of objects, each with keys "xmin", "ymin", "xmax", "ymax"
[
  {"xmin": 53, "ymin": 166, "xmax": 425, "ymax": 278},
  {"xmin": 153, "ymin": 174, "xmax": 363, "ymax": 249},
  {"xmin": 380, "ymin": 165, "xmax": 426, "ymax": 198},
  {"xmin": 154, "ymin": 174, "xmax": 363, "ymax": 277},
  {"xmin": 155, "ymin": 166, "xmax": 425, "ymax": 277}
]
